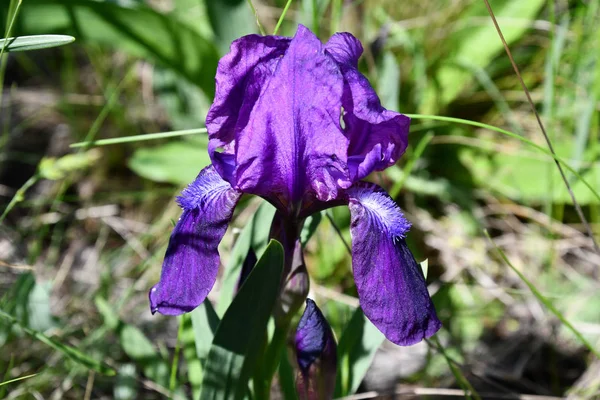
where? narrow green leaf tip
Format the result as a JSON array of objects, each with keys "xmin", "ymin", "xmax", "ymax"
[{"xmin": 0, "ymin": 35, "xmax": 75, "ymax": 52}]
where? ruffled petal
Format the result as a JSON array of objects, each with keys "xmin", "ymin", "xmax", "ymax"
[
  {"xmin": 207, "ymin": 26, "xmax": 410, "ymax": 209},
  {"xmin": 233, "ymin": 25, "xmax": 350, "ymax": 205},
  {"xmin": 150, "ymin": 165, "xmax": 241, "ymax": 315},
  {"xmin": 347, "ymin": 183, "xmax": 441, "ymax": 345},
  {"xmin": 326, "ymin": 34, "xmax": 410, "ymax": 181},
  {"xmin": 324, "ymin": 32, "xmax": 363, "ymax": 67},
  {"xmin": 206, "ymin": 34, "xmax": 290, "ymax": 182}
]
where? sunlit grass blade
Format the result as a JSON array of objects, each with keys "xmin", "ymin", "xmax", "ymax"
[
  {"xmin": 182, "ymin": 301, "xmax": 220, "ymax": 400},
  {"xmin": 0, "ymin": 175, "xmax": 38, "ymax": 224},
  {"xmin": 389, "ymin": 131, "xmax": 434, "ymax": 198},
  {"xmin": 406, "ymin": 114, "xmax": 600, "ymax": 204},
  {"xmin": 246, "ymin": 0, "xmax": 266, "ymax": 35},
  {"xmin": 484, "ymin": 230, "xmax": 600, "ymax": 359},
  {"xmin": 169, "ymin": 317, "xmax": 184, "ymax": 393},
  {"xmin": 428, "ymin": 336, "xmax": 481, "ymax": 400},
  {"xmin": 482, "ymin": 0, "xmax": 600, "ymax": 256},
  {"xmin": 0, "ymin": 35, "xmax": 75, "ymax": 52},
  {"xmin": 72, "ymin": 114, "xmax": 600, "ymax": 207},
  {"xmin": 273, "ymin": 0, "xmax": 293, "ymax": 35},
  {"xmin": 0, "ymin": 309, "xmax": 116, "ymax": 375},
  {"xmin": 0, "ymin": 0, "xmax": 23, "ymax": 104},
  {"xmin": 335, "ymin": 307, "xmax": 385, "ymax": 397},
  {"xmin": 200, "ymin": 240, "xmax": 284, "ymax": 400},
  {"xmin": 70, "ymin": 128, "xmax": 207, "ymax": 148},
  {"xmin": 181, "ymin": 314, "xmax": 203, "ymax": 400},
  {"xmin": 0, "ymin": 373, "xmax": 38, "ymax": 387}
]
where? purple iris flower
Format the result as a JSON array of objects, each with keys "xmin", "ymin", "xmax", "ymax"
[{"xmin": 149, "ymin": 25, "xmax": 441, "ymax": 346}]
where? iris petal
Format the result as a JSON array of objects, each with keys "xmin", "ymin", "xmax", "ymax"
[
  {"xmin": 149, "ymin": 165, "xmax": 241, "ymax": 315},
  {"xmin": 233, "ymin": 25, "xmax": 349, "ymax": 204},
  {"xmin": 207, "ymin": 34, "xmax": 290, "ymax": 182},
  {"xmin": 326, "ymin": 33, "xmax": 410, "ymax": 182},
  {"xmin": 347, "ymin": 183, "xmax": 441, "ymax": 345}
]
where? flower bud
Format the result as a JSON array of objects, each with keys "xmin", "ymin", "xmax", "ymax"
[{"xmin": 295, "ymin": 298, "xmax": 337, "ymax": 400}]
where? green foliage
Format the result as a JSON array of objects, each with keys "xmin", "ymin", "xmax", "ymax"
[
  {"xmin": 205, "ymin": 0, "xmax": 257, "ymax": 53},
  {"xmin": 38, "ymin": 151, "xmax": 100, "ymax": 180},
  {"xmin": 218, "ymin": 201, "xmax": 277, "ymax": 315},
  {"xmin": 0, "ymin": 308, "xmax": 115, "ymax": 376},
  {"xmin": 3, "ymin": 0, "xmax": 600, "ymax": 398},
  {"xmin": 128, "ymin": 136, "xmax": 211, "ymax": 185},
  {"xmin": 335, "ymin": 307, "xmax": 385, "ymax": 397},
  {"xmin": 10, "ymin": 0, "xmax": 219, "ymax": 95},
  {"xmin": 182, "ymin": 302, "xmax": 220, "ymax": 400},
  {"xmin": 200, "ymin": 240, "xmax": 284, "ymax": 400},
  {"xmin": 422, "ymin": 0, "xmax": 546, "ymax": 112},
  {"xmin": 0, "ymin": 273, "xmax": 57, "ymax": 346},
  {"xmin": 0, "ymin": 34, "xmax": 74, "ymax": 52},
  {"xmin": 461, "ymin": 141, "xmax": 600, "ymax": 204}
]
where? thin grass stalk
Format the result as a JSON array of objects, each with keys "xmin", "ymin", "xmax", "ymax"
[
  {"xmin": 482, "ymin": 0, "xmax": 600, "ymax": 258},
  {"xmin": 274, "ymin": 0, "xmax": 294, "ymax": 35},
  {"xmin": 484, "ymin": 230, "xmax": 600, "ymax": 359}
]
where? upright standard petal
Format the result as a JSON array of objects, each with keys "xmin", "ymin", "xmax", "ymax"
[
  {"xmin": 347, "ymin": 183, "xmax": 441, "ymax": 345},
  {"xmin": 325, "ymin": 33, "xmax": 410, "ymax": 182},
  {"xmin": 206, "ymin": 34, "xmax": 290, "ymax": 182},
  {"xmin": 228, "ymin": 25, "xmax": 350, "ymax": 206},
  {"xmin": 150, "ymin": 165, "xmax": 241, "ymax": 315}
]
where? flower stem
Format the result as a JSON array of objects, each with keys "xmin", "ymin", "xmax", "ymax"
[
  {"xmin": 253, "ymin": 322, "xmax": 291, "ymax": 400},
  {"xmin": 0, "ymin": 174, "xmax": 38, "ymax": 224}
]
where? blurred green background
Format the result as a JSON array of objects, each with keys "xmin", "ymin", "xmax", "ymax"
[{"xmin": 1, "ymin": 0, "xmax": 599, "ymax": 398}]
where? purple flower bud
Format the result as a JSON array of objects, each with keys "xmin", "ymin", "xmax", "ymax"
[{"xmin": 295, "ymin": 299, "xmax": 337, "ymax": 400}]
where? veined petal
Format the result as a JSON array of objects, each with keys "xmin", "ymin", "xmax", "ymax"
[
  {"xmin": 326, "ymin": 33, "xmax": 410, "ymax": 182},
  {"xmin": 347, "ymin": 183, "xmax": 441, "ymax": 345},
  {"xmin": 233, "ymin": 25, "xmax": 350, "ymax": 205},
  {"xmin": 324, "ymin": 32, "xmax": 362, "ymax": 67},
  {"xmin": 207, "ymin": 34, "xmax": 290, "ymax": 182},
  {"xmin": 150, "ymin": 165, "xmax": 241, "ymax": 315}
]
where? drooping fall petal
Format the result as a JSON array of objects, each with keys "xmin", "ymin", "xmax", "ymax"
[
  {"xmin": 347, "ymin": 183, "xmax": 441, "ymax": 345},
  {"xmin": 150, "ymin": 165, "xmax": 241, "ymax": 315}
]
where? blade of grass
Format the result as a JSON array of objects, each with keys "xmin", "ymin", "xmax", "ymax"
[
  {"xmin": 483, "ymin": 0, "xmax": 600, "ymax": 258},
  {"xmin": 428, "ymin": 336, "xmax": 481, "ymax": 400},
  {"xmin": 0, "ymin": 0, "xmax": 23, "ymax": 105},
  {"xmin": 0, "ymin": 373, "xmax": 38, "ymax": 387},
  {"xmin": 273, "ymin": 0, "xmax": 293, "ymax": 35},
  {"xmin": 0, "ymin": 356, "xmax": 14, "ymax": 398},
  {"xmin": 246, "ymin": 0, "xmax": 266, "ymax": 35},
  {"xmin": 70, "ymin": 128, "xmax": 207, "ymax": 148},
  {"xmin": 0, "ymin": 174, "xmax": 38, "ymax": 223},
  {"xmin": 0, "ymin": 308, "xmax": 116, "ymax": 375},
  {"xmin": 80, "ymin": 66, "xmax": 137, "ymax": 150},
  {"xmin": 484, "ymin": 230, "xmax": 600, "ymax": 359},
  {"xmin": 389, "ymin": 131, "xmax": 434, "ymax": 198},
  {"xmin": 406, "ymin": 114, "xmax": 600, "ymax": 205},
  {"xmin": 0, "ymin": 35, "xmax": 75, "ymax": 52},
  {"xmin": 69, "ymin": 115, "xmax": 600, "ymax": 206},
  {"xmin": 169, "ymin": 317, "xmax": 184, "ymax": 393}
]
